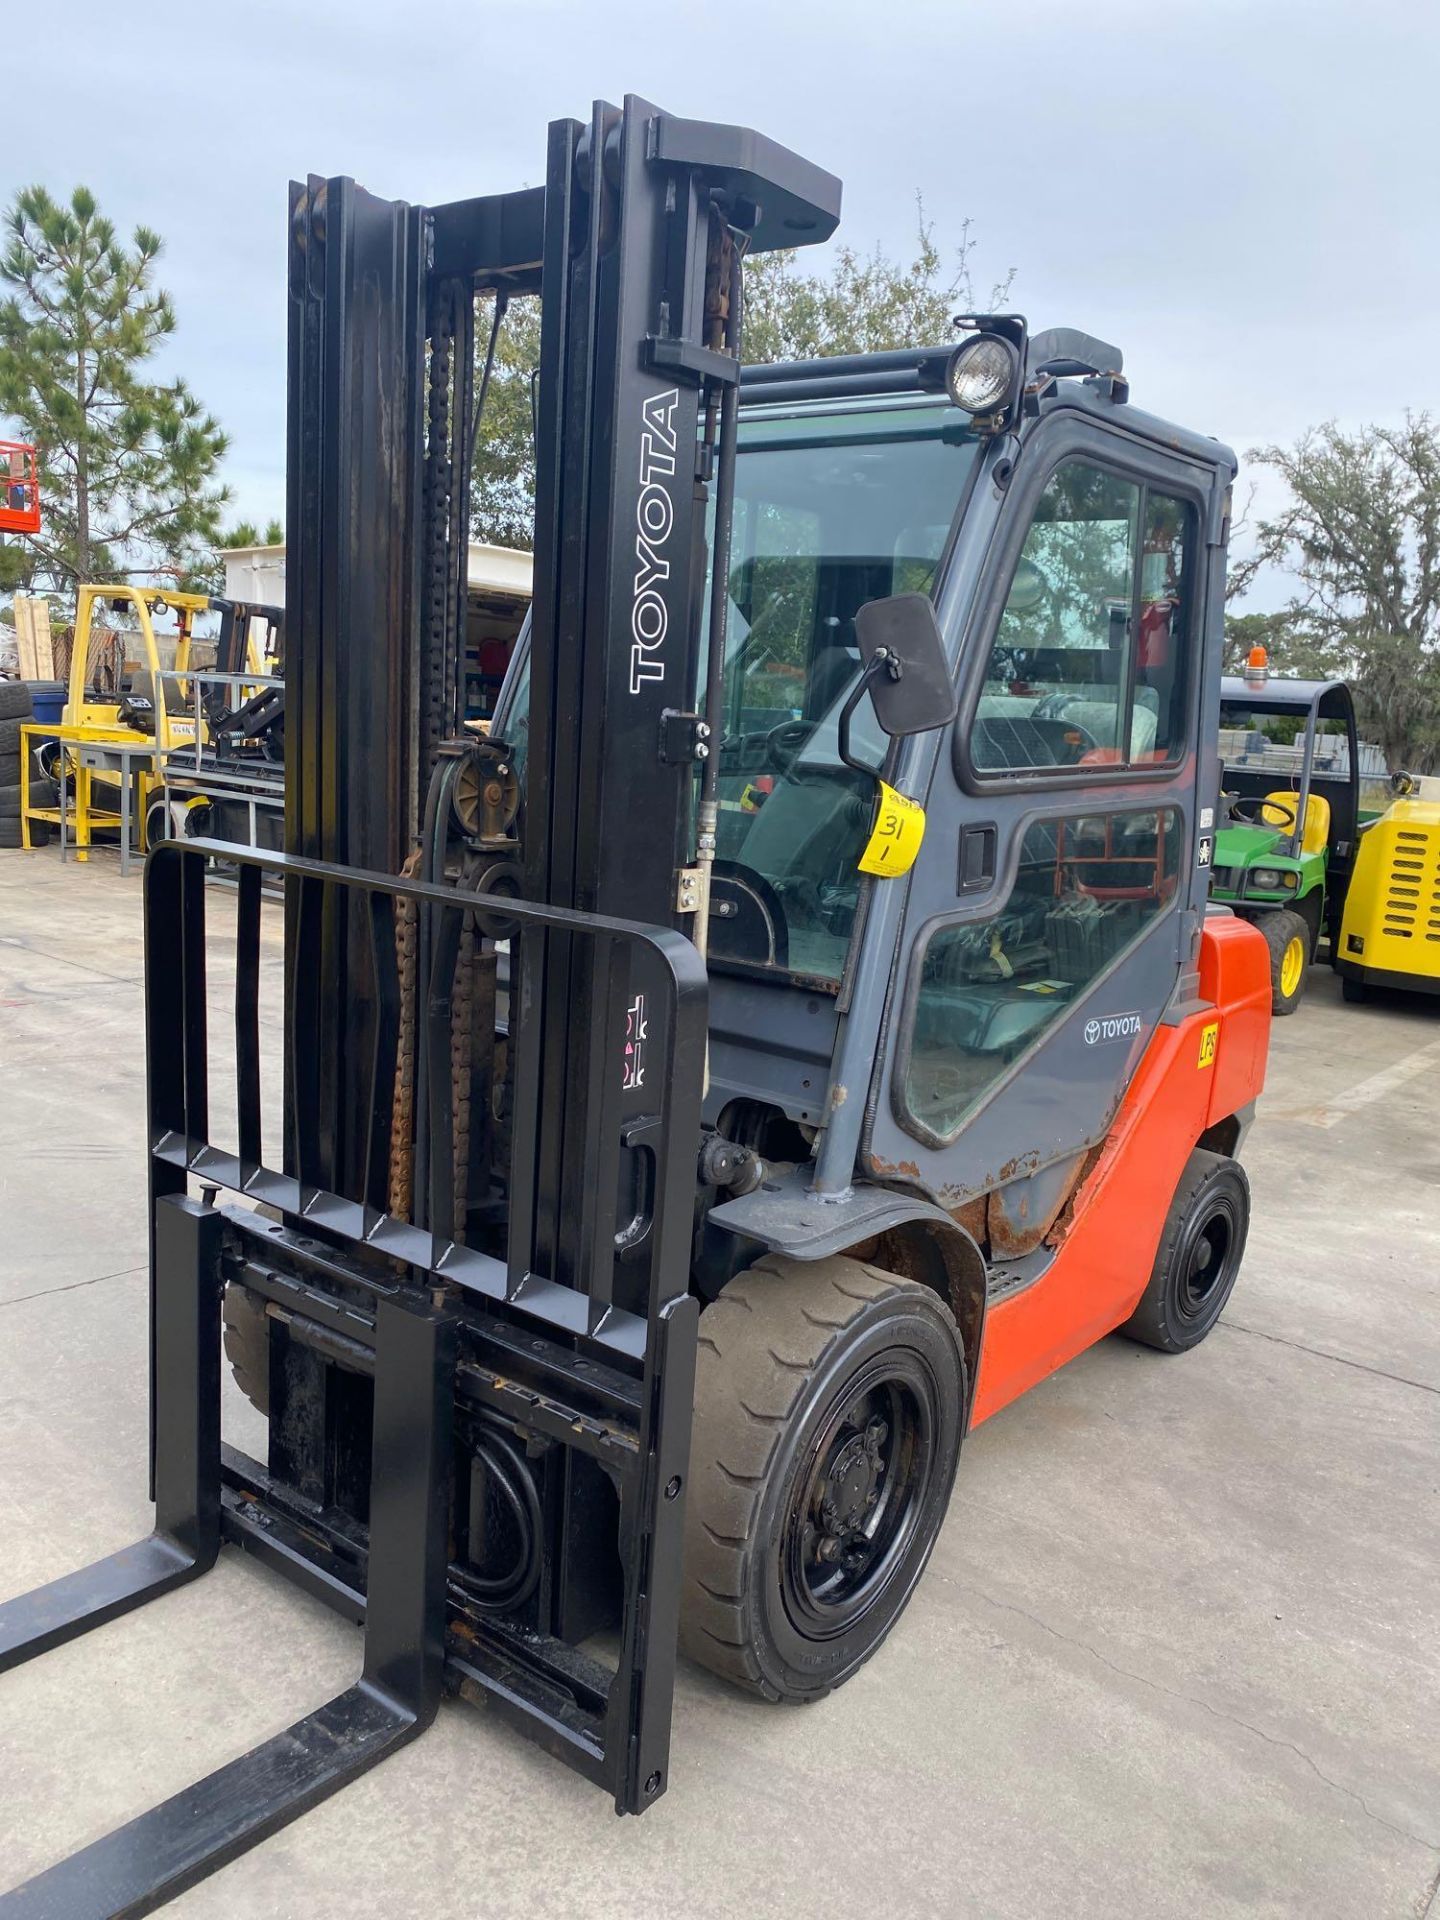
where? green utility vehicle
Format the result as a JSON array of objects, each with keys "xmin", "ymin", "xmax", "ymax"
[{"xmin": 1208, "ymin": 674, "xmax": 1361, "ymax": 1012}]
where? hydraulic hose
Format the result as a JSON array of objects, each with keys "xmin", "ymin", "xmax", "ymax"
[
  {"xmin": 451, "ymin": 1417, "xmax": 544, "ymax": 1614},
  {"xmin": 694, "ymin": 234, "xmax": 744, "ymax": 969},
  {"xmin": 470, "ymin": 292, "xmax": 509, "ymax": 471}
]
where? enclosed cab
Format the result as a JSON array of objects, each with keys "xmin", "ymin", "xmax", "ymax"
[{"xmin": 493, "ymin": 326, "xmax": 1272, "ymax": 1700}]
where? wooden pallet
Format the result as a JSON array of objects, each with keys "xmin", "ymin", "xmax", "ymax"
[{"xmin": 13, "ymin": 595, "xmax": 54, "ymax": 679}]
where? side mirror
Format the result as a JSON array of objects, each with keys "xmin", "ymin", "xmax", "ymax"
[
  {"xmin": 854, "ymin": 594, "xmax": 957, "ymax": 736},
  {"xmin": 838, "ymin": 594, "xmax": 957, "ymax": 774}
]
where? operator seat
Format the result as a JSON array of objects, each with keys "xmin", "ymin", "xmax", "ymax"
[
  {"xmin": 1034, "ymin": 693, "xmax": 1159, "ymax": 761},
  {"xmin": 807, "ymin": 642, "xmax": 858, "ymax": 718},
  {"xmin": 1263, "ymin": 789, "xmax": 1331, "ymax": 855}
]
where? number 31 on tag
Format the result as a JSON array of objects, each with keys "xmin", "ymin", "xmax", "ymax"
[{"xmin": 858, "ymin": 781, "xmax": 927, "ymax": 877}]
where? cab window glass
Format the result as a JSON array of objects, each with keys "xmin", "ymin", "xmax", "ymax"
[
  {"xmin": 727, "ymin": 500, "xmax": 822, "ymax": 722},
  {"xmin": 968, "ymin": 460, "xmax": 1193, "ymax": 775},
  {"xmin": 494, "ymin": 409, "xmax": 982, "ymax": 990},
  {"xmin": 1135, "ymin": 490, "xmax": 1195, "ymax": 761},
  {"xmin": 903, "ymin": 807, "xmax": 1180, "ymax": 1141},
  {"xmin": 709, "ymin": 408, "xmax": 979, "ymax": 985}
]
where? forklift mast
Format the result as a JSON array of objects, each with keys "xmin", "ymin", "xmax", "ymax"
[
  {"xmin": 285, "ymin": 98, "xmax": 838, "ymax": 1210},
  {"xmin": 0, "ymin": 97, "xmax": 840, "ymax": 1913},
  {"xmin": 211, "ymin": 596, "xmax": 283, "ymax": 679}
]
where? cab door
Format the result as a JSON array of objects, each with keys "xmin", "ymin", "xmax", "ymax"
[{"xmin": 863, "ymin": 420, "xmax": 1228, "ymax": 1226}]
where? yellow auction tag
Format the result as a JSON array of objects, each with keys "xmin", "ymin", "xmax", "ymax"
[
  {"xmin": 1197, "ymin": 1020, "xmax": 1219, "ymax": 1068},
  {"xmin": 858, "ymin": 781, "xmax": 927, "ymax": 877}
]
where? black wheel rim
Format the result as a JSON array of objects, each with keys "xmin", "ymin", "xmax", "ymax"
[
  {"xmin": 782, "ymin": 1353, "xmax": 936, "ymax": 1639},
  {"xmin": 1177, "ymin": 1200, "xmax": 1237, "ymax": 1323}
]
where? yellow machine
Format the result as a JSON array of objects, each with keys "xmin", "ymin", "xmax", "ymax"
[
  {"xmin": 64, "ymin": 585, "xmax": 213, "ymax": 748},
  {"xmin": 21, "ymin": 587, "xmax": 209, "ymax": 858},
  {"xmin": 24, "ymin": 585, "xmax": 274, "ymax": 860},
  {"xmin": 1336, "ymin": 775, "xmax": 1440, "ymax": 1002}
]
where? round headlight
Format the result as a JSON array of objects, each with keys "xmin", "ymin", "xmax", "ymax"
[{"xmin": 945, "ymin": 335, "xmax": 1018, "ymax": 415}]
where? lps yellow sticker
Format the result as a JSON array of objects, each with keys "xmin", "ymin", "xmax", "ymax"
[
  {"xmin": 1197, "ymin": 1020, "xmax": 1219, "ymax": 1068},
  {"xmin": 858, "ymin": 781, "xmax": 927, "ymax": 877}
]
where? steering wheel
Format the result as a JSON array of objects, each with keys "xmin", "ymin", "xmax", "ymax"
[
  {"xmin": 764, "ymin": 718, "xmax": 817, "ymax": 773},
  {"xmin": 1230, "ymin": 794, "xmax": 1296, "ymax": 829}
]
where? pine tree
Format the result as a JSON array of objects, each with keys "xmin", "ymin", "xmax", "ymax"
[{"xmin": 0, "ymin": 185, "xmax": 229, "ymax": 597}]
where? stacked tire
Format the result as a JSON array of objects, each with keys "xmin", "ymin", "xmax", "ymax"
[{"xmin": 0, "ymin": 680, "xmax": 54, "ymax": 849}]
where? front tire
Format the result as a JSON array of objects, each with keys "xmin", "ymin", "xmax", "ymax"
[
  {"xmin": 1260, "ymin": 908, "xmax": 1310, "ymax": 1014},
  {"xmin": 1121, "ymin": 1148, "xmax": 1249, "ymax": 1353},
  {"xmin": 681, "ymin": 1254, "xmax": 966, "ymax": 1703}
]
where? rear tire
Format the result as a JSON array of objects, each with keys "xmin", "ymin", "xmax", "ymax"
[
  {"xmin": 1121, "ymin": 1148, "xmax": 1249, "ymax": 1353},
  {"xmin": 145, "ymin": 796, "xmax": 173, "ymax": 851},
  {"xmin": 1260, "ymin": 908, "xmax": 1310, "ymax": 1014},
  {"xmin": 681, "ymin": 1254, "xmax": 966, "ymax": 1703}
]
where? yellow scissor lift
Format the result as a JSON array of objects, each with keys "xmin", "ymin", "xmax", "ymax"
[{"xmin": 22, "ymin": 586, "xmax": 232, "ymax": 861}]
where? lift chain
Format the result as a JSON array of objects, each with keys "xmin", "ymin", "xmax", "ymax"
[
  {"xmin": 388, "ymin": 847, "xmax": 423, "ymax": 1222},
  {"xmin": 420, "ymin": 282, "xmax": 470, "ymax": 796},
  {"xmin": 450, "ymin": 903, "xmax": 478, "ymax": 1224},
  {"xmin": 701, "ymin": 211, "xmax": 735, "ymax": 448},
  {"xmin": 389, "ymin": 842, "xmax": 503, "ymax": 1233}
]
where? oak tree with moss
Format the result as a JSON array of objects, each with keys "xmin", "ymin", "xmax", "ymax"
[
  {"xmin": 469, "ymin": 202, "xmax": 1013, "ymax": 550},
  {"xmin": 1233, "ymin": 418, "xmax": 1440, "ymax": 771}
]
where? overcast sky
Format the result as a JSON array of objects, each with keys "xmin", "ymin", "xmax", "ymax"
[{"xmin": 10, "ymin": 0, "xmax": 1438, "ymax": 608}]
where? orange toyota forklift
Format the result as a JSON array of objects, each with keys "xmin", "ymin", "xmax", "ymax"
[{"xmin": 0, "ymin": 95, "xmax": 1269, "ymax": 1911}]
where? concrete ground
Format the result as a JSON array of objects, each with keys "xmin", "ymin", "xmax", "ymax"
[{"xmin": 1, "ymin": 844, "xmax": 1437, "ymax": 1920}]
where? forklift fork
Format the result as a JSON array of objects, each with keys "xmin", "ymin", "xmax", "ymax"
[
  {"xmin": 1, "ymin": 836, "xmax": 707, "ymax": 1910},
  {"xmin": 0, "ymin": 1196, "xmax": 456, "ymax": 1919}
]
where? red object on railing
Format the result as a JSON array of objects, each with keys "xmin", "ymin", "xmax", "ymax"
[{"xmin": 0, "ymin": 440, "xmax": 40, "ymax": 535}]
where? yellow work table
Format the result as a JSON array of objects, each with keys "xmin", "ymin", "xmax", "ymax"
[{"xmin": 20, "ymin": 721, "xmax": 161, "ymax": 873}]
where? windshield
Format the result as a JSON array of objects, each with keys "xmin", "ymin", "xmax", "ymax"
[
  {"xmin": 495, "ymin": 400, "xmax": 979, "ymax": 985},
  {"xmin": 1218, "ymin": 703, "xmax": 1338, "ymax": 776},
  {"xmin": 709, "ymin": 404, "xmax": 976, "ymax": 982}
]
